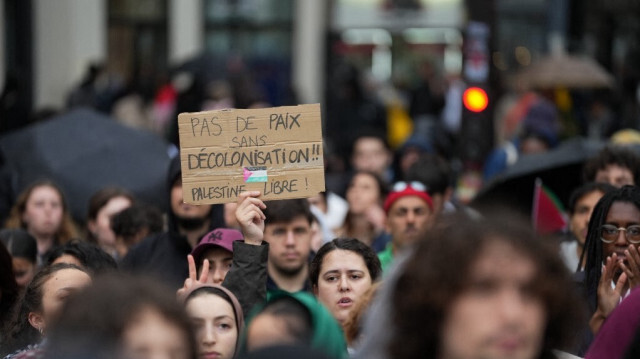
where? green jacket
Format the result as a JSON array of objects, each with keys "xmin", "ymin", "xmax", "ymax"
[
  {"xmin": 378, "ymin": 242, "xmax": 394, "ymax": 273},
  {"xmin": 239, "ymin": 290, "xmax": 348, "ymax": 359}
]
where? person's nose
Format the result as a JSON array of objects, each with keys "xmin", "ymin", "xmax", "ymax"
[
  {"xmin": 203, "ymin": 322, "xmax": 217, "ymax": 345},
  {"xmin": 498, "ymin": 289, "xmax": 526, "ymax": 324},
  {"xmin": 212, "ymin": 267, "xmax": 225, "ymax": 284},
  {"xmin": 339, "ymin": 275, "xmax": 350, "ymax": 292},
  {"xmin": 406, "ymin": 210, "xmax": 416, "ymax": 224},
  {"xmin": 285, "ymin": 230, "xmax": 296, "ymax": 247},
  {"xmin": 615, "ymin": 228, "xmax": 629, "ymax": 245},
  {"xmin": 43, "ymin": 203, "xmax": 53, "ymax": 214}
]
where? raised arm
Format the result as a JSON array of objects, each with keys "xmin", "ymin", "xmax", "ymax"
[{"xmin": 222, "ymin": 191, "xmax": 269, "ymax": 316}]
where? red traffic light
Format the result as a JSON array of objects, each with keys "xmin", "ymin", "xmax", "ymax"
[{"xmin": 463, "ymin": 87, "xmax": 489, "ymax": 112}]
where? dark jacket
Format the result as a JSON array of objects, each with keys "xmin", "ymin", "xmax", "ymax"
[
  {"xmin": 265, "ymin": 252, "xmax": 315, "ymax": 299},
  {"xmin": 121, "ymin": 155, "xmax": 224, "ymax": 290},
  {"xmin": 223, "ymin": 240, "xmax": 269, "ymax": 318},
  {"xmin": 571, "ymin": 270, "xmax": 594, "ymax": 356}
]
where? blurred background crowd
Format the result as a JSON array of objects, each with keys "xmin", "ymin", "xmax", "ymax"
[{"xmin": 2, "ymin": 0, "xmax": 640, "ymax": 210}]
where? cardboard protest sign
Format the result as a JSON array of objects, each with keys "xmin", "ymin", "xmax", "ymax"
[{"xmin": 178, "ymin": 104, "xmax": 325, "ymax": 204}]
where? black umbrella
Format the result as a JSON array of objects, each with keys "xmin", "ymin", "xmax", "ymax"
[
  {"xmin": 174, "ymin": 52, "xmax": 229, "ymax": 85},
  {"xmin": 471, "ymin": 137, "xmax": 606, "ymax": 215},
  {"xmin": 0, "ymin": 108, "xmax": 171, "ymax": 222}
]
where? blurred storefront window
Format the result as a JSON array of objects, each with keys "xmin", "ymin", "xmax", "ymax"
[
  {"xmin": 203, "ymin": 0, "xmax": 294, "ymax": 106},
  {"xmin": 108, "ymin": 0, "xmax": 168, "ymax": 99},
  {"xmin": 494, "ymin": 0, "xmax": 546, "ymax": 74},
  {"xmin": 329, "ymin": 0, "xmax": 464, "ymax": 88}
]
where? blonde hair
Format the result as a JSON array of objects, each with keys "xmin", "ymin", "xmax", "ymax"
[{"xmin": 4, "ymin": 180, "xmax": 79, "ymax": 244}]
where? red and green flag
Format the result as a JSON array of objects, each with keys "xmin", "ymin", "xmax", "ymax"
[{"xmin": 532, "ymin": 178, "xmax": 567, "ymax": 234}]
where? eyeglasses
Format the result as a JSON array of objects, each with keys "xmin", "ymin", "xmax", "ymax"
[
  {"xmin": 599, "ymin": 224, "xmax": 640, "ymax": 244},
  {"xmin": 392, "ymin": 181, "xmax": 427, "ymax": 193}
]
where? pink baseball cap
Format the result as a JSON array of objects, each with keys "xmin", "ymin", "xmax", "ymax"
[{"xmin": 191, "ymin": 228, "xmax": 243, "ymax": 264}]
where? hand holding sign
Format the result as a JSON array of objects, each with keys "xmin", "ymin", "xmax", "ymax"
[
  {"xmin": 178, "ymin": 104, "xmax": 325, "ymax": 204},
  {"xmin": 235, "ymin": 191, "xmax": 266, "ymax": 245}
]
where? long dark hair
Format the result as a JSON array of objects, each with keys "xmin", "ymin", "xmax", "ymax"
[
  {"xmin": 583, "ymin": 185, "xmax": 640, "ymax": 311},
  {"xmin": 568, "ymin": 182, "xmax": 616, "ymax": 272},
  {"xmin": 2, "ymin": 263, "xmax": 89, "ymax": 356}
]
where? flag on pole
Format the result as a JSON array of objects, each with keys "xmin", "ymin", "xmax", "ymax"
[{"xmin": 532, "ymin": 178, "xmax": 567, "ymax": 234}]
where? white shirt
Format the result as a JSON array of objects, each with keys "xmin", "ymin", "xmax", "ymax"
[{"xmin": 559, "ymin": 240, "xmax": 580, "ymax": 272}]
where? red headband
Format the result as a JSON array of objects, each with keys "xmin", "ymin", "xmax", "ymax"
[{"xmin": 384, "ymin": 183, "xmax": 434, "ymax": 212}]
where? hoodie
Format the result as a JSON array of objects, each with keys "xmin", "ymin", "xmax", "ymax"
[
  {"xmin": 238, "ymin": 291, "xmax": 347, "ymax": 359},
  {"xmin": 121, "ymin": 155, "xmax": 224, "ymax": 289}
]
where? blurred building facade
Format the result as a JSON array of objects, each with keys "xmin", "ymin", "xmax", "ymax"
[
  {"xmin": 0, "ymin": 0, "xmax": 325, "ymax": 110},
  {"xmin": 1, "ymin": 0, "xmax": 639, "ymax": 135}
]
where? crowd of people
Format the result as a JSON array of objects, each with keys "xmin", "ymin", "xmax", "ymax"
[
  {"xmin": 3, "ymin": 54, "xmax": 640, "ymax": 359},
  {"xmin": 1, "ymin": 136, "xmax": 640, "ymax": 359}
]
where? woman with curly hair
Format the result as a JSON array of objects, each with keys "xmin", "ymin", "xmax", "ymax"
[{"xmin": 1, "ymin": 263, "xmax": 91, "ymax": 357}]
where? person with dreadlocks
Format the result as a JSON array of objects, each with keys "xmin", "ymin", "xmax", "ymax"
[{"xmin": 580, "ymin": 185, "xmax": 640, "ymax": 348}]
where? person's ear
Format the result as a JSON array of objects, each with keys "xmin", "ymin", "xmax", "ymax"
[
  {"xmin": 312, "ymin": 284, "xmax": 319, "ymax": 296},
  {"xmin": 87, "ymin": 220, "xmax": 98, "ymax": 236},
  {"xmin": 28, "ymin": 311, "xmax": 45, "ymax": 333}
]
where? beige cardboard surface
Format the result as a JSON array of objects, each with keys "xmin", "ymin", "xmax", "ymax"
[{"xmin": 178, "ymin": 104, "xmax": 325, "ymax": 204}]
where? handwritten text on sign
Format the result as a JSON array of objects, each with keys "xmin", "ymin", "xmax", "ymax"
[{"xmin": 178, "ymin": 104, "xmax": 324, "ymax": 204}]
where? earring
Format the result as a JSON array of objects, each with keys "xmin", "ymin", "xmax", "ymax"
[{"xmin": 38, "ymin": 326, "xmax": 43, "ymax": 335}]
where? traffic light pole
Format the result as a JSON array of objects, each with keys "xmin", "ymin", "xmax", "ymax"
[{"xmin": 459, "ymin": 0, "xmax": 497, "ymax": 170}]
